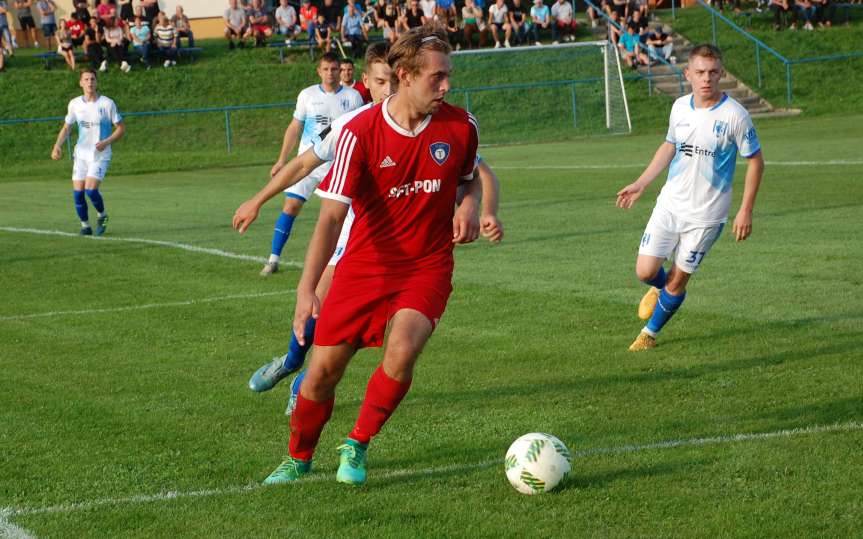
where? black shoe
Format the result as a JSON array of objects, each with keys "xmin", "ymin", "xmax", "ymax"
[
  {"xmin": 238, "ymin": 41, "xmax": 246, "ymax": 49},
  {"xmin": 229, "ymin": 41, "xmax": 236, "ymax": 50}
]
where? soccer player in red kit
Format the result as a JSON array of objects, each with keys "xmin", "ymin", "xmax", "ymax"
[{"xmin": 263, "ymin": 26, "xmax": 481, "ymax": 486}]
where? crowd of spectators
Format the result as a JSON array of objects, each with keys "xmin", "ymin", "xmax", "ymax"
[
  {"xmin": 223, "ymin": 0, "xmax": 587, "ymax": 53},
  {"xmin": 0, "ymin": 0, "xmax": 194, "ymax": 72}
]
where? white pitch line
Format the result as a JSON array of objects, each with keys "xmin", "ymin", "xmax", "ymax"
[
  {"xmin": 5, "ymin": 420, "xmax": 861, "ymax": 521},
  {"xmin": 491, "ymin": 159, "xmax": 863, "ymax": 170},
  {"xmin": 0, "ymin": 290, "xmax": 293, "ymax": 322},
  {"xmin": 0, "ymin": 508, "xmax": 37, "ymax": 539},
  {"xmin": 0, "ymin": 227, "xmax": 302, "ymax": 268}
]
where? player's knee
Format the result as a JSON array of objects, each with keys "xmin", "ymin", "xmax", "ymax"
[
  {"xmin": 301, "ymin": 367, "xmax": 339, "ymax": 400},
  {"xmin": 635, "ymin": 266, "xmax": 657, "ymax": 283}
]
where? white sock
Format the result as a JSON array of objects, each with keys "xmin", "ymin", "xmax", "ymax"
[
  {"xmin": 641, "ymin": 327, "xmax": 657, "ymax": 338},
  {"xmin": 81, "ymin": 221, "xmax": 90, "ymax": 228},
  {"xmin": 268, "ymin": 254, "xmax": 280, "ymax": 264}
]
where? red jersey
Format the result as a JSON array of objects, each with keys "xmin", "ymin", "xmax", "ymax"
[
  {"xmin": 352, "ymin": 81, "xmax": 372, "ymax": 104},
  {"xmin": 67, "ymin": 19, "xmax": 86, "ymax": 38},
  {"xmin": 299, "ymin": 5, "xmax": 317, "ymax": 30},
  {"xmin": 316, "ymin": 97, "xmax": 478, "ymax": 275}
]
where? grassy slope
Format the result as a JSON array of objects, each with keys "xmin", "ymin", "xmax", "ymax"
[
  {"xmin": 668, "ymin": 6, "xmax": 863, "ymax": 112},
  {"xmin": 1, "ymin": 113, "xmax": 862, "ymax": 537}
]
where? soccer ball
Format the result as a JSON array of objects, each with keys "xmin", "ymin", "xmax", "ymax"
[{"xmin": 504, "ymin": 433, "xmax": 572, "ymax": 495}]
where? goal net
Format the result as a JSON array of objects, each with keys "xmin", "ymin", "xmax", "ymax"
[{"xmin": 450, "ymin": 40, "xmax": 631, "ymax": 145}]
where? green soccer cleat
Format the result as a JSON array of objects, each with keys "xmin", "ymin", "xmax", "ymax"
[
  {"xmin": 95, "ymin": 214, "xmax": 109, "ymax": 236},
  {"xmin": 336, "ymin": 439, "xmax": 368, "ymax": 486},
  {"xmin": 262, "ymin": 457, "xmax": 311, "ymax": 485}
]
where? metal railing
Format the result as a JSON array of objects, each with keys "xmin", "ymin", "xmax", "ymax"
[
  {"xmin": 584, "ymin": 0, "xmax": 687, "ymax": 96},
  {"xmin": 689, "ymin": 0, "xmax": 863, "ymax": 105}
]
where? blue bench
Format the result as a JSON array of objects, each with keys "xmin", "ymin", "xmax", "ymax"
[{"xmin": 268, "ymin": 35, "xmax": 385, "ymax": 62}]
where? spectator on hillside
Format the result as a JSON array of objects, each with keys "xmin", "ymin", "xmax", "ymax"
[
  {"xmin": 118, "ymin": 0, "xmax": 133, "ymax": 23},
  {"xmin": 275, "ymin": 0, "xmax": 300, "ymax": 43},
  {"xmin": 627, "ymin": 8, "xmax": 647, "ymax": 37},
  {"xmin": 769, "ymin": 0, "xmax": 797, "ymax": 30},
  {"xmin": 66, "ymin": 11, "xmax": 87, "ymax": 46},
  {"xmin": 795, "ymin": 0, "xmax": 816, "ymax": 29},
  {"xmin": 171, "ymin": 5, "xmax": 195, "ymax": 47},
  {"xmin": 610, "ymin": 0, "xmax": 627, "ymax": 19},
  {"xmin": 55, "ymin": 18, "xmax": 76, "ymax": 68},
  {"xmin": 36, "ymin": 0, "xmax": 57, "ymax": 50},
  {"xmin": 376, "ymin": 0, "xmax": 399, "ymax": 43},
  {"xmin": 419, "ymin": 0, "xmax": 436, "ymax": 21},
  {"xmin": 0, "ymin": 1, "xmax": 14, "ymax": 55},
  {"xmin": 438, "ymin": 4, "xmax": 461, "ymax": 48},
  {"xmin": 462, "ymin": 0, "xmax": 486, "ymax": 48},
  {"xmin": 103, "ymin": 16, "xmax": 131, "ymax": 72},
  {"xmin": 630, "ymin": 0, "xmax": 649, "ymax": 18},
  {"xmin": 73, "ymin": 0, "xmax": 90, "ymax": 24},
  {"xmin": 342, "ymin": 3, "xmax": 366, "ymax": 57},
  {"xmin": 487, "ymin": 0, "xmax": 511, "ymax": 47},
  {"xmin": 437, "ymin": 0, "xmax": 457, "ymax": 21},
  {"xmin": 0, "ymin": 38, "xmax": 4, "ymax": 70},
  {"xmin": 321, "ymin": 0, "xmax": 340, "ymax": 36},
  {"xmin": 84, "ymin": 17, "xmax": 105, "ymax": 70},
  {"xmin": 299, "ymin": 0, "xmax": 317, "ymax": 43},
  {"xmin": 645, "ymin": 23, "xmax": 673, "ymax": 63},
  {"xmin": 551, "ymin": 0, "xmax": 577, "ymax": 43},
  {"xmin": 132, "ymin": 5, "xmax": 149, "ymax": 27},
  {"xmin": 608, "ymin": 10, "xmax": 622, "ymax": 44},
  {"xmin": 96, "ymin": 0, "xmax": 117, "ymax": 27},
  {"xmin": 813, "ymin": 0, "xmax": 834, "ymax": 26},
  {"xmin": 245, "ymin": 0, "xmax": 272, "ymax": 46},
  {"xmin": 129, "ymin": 15, "xmax": 150, "ymax": 67},
  {"xmin": 154, "ymin": 11, "xmax": 178, "ymax": 66},
  {"xmin": 313, "ymin": 12, "xmax": 331, "ymax": 51},
  {"xmin": 141, "ymin": 0, "xmax": 159, "ymax": 25},
  {"xmin": 529, "ymin": 0, "xmax": 550, "ymax": 45},
  {"xmin": 224, "ymin": 0, "xmax": 247, "ymax": 49},
  {"xmin": 618, "ymin": 23, "xmax": 647, "ymax": 68},
  {"xmin": 400, "ymin": 0, "xmax": 424, "ymax": 31},
  {"xmin": 14, "ymin": 0, "xmax": 38, "ymax": 48},
  {"xmin": 509, "ymin": 0, "xmax": 528, "ymax": 45}
]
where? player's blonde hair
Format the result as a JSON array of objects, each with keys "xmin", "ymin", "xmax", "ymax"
[
  {"xmin": 364, "ymin": 41, "xmax": 391, "ymax": 73},
  {"xmin": 689, "ymin": 44, "xmax": 724, "ymax": 65},
  {"xmin": 387, "ymin": 26, "xmax": 452, "ymax": 89}
]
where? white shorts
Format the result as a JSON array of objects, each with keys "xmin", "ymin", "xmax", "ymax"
[
  {"xmin": 638, "ymin": 205, "xmax": 725, "ymax": 274},
  {"xmin": 284, "ymin": 163, "xmax": 329, "ymax": 201},
  {"xmin": 327, "ymin": 207, "xmax": 355, "ymax": 266},
  {"xmin": 72, "ymin": 157, "xmax": 111, "ymax": 182}
]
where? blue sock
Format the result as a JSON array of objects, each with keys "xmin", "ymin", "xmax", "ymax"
[
  {"xmin": 643, "ymin": 266, "xmax": 667, "ymax": 289},
  {"xmin": 271, "ymin": 212, "xmax": 296, "ymax": 257},
  {"xmin": 646, "ymin": 288, "xmax": 686, "ymax": 335},
  {"xmin": 85, "ymin": 188, "xmax": 105, "ymax": 214},
  {"xmin": 283, "ymin": 317, "xmax": 316, "ymax": 371},
  {"xmin": 73, "ymin": 190, "xmax": 89, "ymax": 223}
]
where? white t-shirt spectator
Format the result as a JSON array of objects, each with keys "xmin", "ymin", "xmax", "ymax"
[
  {"xmin": 551, "ymin": 0, "xmax": 573, "ymax": 22},
  {"xmin": 419, "ymin": 0, "xmax": 436, "ymax": 18},
  {"xmin": 224, "ymin": 7, "xmax": 245, "ymax": 28},
  {"xmin": 276, "ymin": 4, "xmax": 297, "ymax": 29},
  {"xmin": 489, "ymin": 3, "xmax": 508, "ymax": 23}
]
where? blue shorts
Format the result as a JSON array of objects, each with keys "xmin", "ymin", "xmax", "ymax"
[{"xmin": 42, "ymin": 22, "xmax": 57, "ymax": 37}]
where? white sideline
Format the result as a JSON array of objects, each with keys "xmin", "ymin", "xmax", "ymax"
[
  {"xmin": 0, "ymin": 291, "xmax": 292, "ymax": 322},
  {"xmin": 4, "ymin": 420, "xmax": 861, "ymax": 522},
  {"xmin": 0, "ymin": 227, "xmax": 302, "ymax": 268},
  {"xmin": 0, "ymin": 509, "xmax": 36, "ymax": 539},
  {"xmin": 492, "ymin": 159, "xmax": 863, "ymax": 170}
]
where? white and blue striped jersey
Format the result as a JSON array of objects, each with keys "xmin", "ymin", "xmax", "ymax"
[
  {"xmin": 293, "ymin": 84, "xmax": 363, "ymax": 156},
  {"xmin": 64, "ymin": 95, "xmax": 123, "ymax": 161},
  {"xmin": 658, "ymin": 93, "xmax": 760, "ymax": 225}
]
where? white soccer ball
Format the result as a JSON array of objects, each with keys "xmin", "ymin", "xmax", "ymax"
[{"xmin": 504, "ymin": 433, "xmax": 572, "ymax": 495}]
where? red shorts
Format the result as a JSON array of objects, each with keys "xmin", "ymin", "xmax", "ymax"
[
  {"xmin": 252, "ymin": 24, "xmax": 270, "ymax": 34},
  {"xmin": 314, "ymin": 268, "xmax": 453, "ymax": 349}
]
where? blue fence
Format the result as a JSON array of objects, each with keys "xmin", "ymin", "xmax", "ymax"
[{"xmin": 669, "ymin": 0, "xmax": 863, "ymax": 105}]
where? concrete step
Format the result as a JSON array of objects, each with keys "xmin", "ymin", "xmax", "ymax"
[
  {"xmin": 746, "ymin": 105, "xmax": 773, "ymax": 114},
  {"xmin": 655, "ymin": 78, "xmax": 738, "ymax": 93},
  {"xmin": 751, "ymin": 108, "xmax": 802, "ymax": 119}
]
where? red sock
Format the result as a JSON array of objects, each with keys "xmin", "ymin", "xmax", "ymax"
[
  {"xmin": 288, "ymin": 394, "xmax": 334, "ymax": 461},
  {"xmin": 349, "ymin": 366, "xmax": 412, "ymax": 444}
]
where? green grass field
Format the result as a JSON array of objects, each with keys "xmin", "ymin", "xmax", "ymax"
[{"xmin": 1, "ymin": 110, "xmax": 862, "ymax": 537}]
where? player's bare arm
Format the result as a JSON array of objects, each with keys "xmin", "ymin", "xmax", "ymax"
[
  {"xmin": 95, "ymin": 122, "xmax": 125, "ymax": 152},
  {"xmin": 271, "ymin": 118, "xmax": 304, "ymax": 177},
  {"xmin": 51, "ymin": 123, "xmax": 72, "ymax": 160},
  {"xmin": 616, "ymin": 141, "xmax": 676, "ymax": 209},
  {"xmin": 477, "ymin": 160, "xmax": 503, "ymax": 243},
  {"xmin": 732, "ymin": 150, "xmax": 764, "ymax": 242},
  {"xmin": 293, "ymin": 199, "xmax": 349, "ymax": 345},
  {"xmin": 234, "ymin": 149, "xmax": 325, "ymax": 233},
  {"xmin": 453, "ymin": 176, "xmax": 481, "ymax": 244}
]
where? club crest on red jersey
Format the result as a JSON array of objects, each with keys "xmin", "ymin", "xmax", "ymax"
[{"xmin": 429, "ymin": 142, "xmax": 450, "ymax": 166}]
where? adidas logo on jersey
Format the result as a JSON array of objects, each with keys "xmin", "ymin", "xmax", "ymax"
[{"xmin": 379, "ymin": 156, "xmax": 396, "ymax": 168}]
